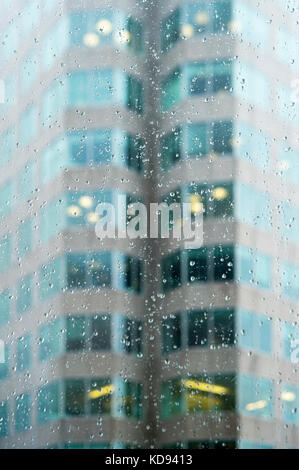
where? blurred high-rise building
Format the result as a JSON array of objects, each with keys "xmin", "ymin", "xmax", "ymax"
[{"xmin": 0, "ymin": 0, "xmax": 298, "ymax": 449}]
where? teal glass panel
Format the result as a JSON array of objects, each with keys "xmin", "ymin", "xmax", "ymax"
[
  {"xmin": 162, "ymin": 68, "xmax": 181, "ymax": 111},
  {"xmin": 234, "ymin": 122, "xmax": 269, "ymax": 168},
  {"xmin": 18, "ymin": 218, "xmax": 33, "ymax": 258},
  {"xmin": 40, "ymin": 196, "xmax": 66, "ymax": 244},
  {"xmin": 42, "ymin": 17, "xmax": 69, "ymax": 70},
  {"xmin": 232, "ymin": 0, "xmax": 269, "ymax": 49},
  {"xmin": 185, "ymin": 123, "xmax": 207, "ymax": 157},
  {"xmin": 281, "ymin": 262, "xmax": 299, "ymax": 301},
  {"xmin": 42, "ymin": 78, "xmax": 67, "ymax": 125},
  {"xmin": 40, "ymin": 257, "xmax": 65, "ymax": 301},
  {"xmin": 20, "ymin": 106, "xmax": 37, "ymax": 146},
  {"xmin": 238, "ymin": 375, "xmax": 273, "ymax": 419},
  {"xmin": 38, "ymin": 382, "xmax": 60, "ymax": 424},
  {"xmin": 39, "ymin": 317, "xmax": 65, "ymax": 362},
  {"xmin": 0, "ymin": 345, "xmax": 9, "ymax": 380},
  {"xmin": 0, "ymin": 234, "xmax": 12, "ymax": 273},
  {"xmin": 18, "ymin": 161, "xmax": 36, "ymax": 201},
  {"xmin": 22, "ymin": 50, "xmax": 38, "ymax": 93},
  {"xmin": 17, "ymin": 334, "xmax": 32, "ymax": 372},
  {"xmin": 17, "ymin": 274, "xmax": 33, "ymax": 315},
  {"xmin": 41, "ymin": 137, "xmax": 68, "ymax": 185},
  {"xmin": 0, "ymin": 180, "xmax": 14, "ymax": 218},
  {"xmin": 235, "ymin": 183, "xmax": 271, "ymax": 230},
  {"xmin": 161, "ymin": 9, "xmax": 180, "ymax": 52},
  {"xmin": 0, "ymin": 127, "xmax": 15, "ymax": 166},
  {"xmin": 0, "ymin": 290, "xmax": 11, "ymax": 326},
  {"xmin": 15, "ymin": 393, "xmax": 31, "ymax": 432},
  {"xmin": 238, "ymin": 310, "xmax": 272, "ymax": 354},
  {"xmin": 236, "ymin": 246, "xmax": 271, "ymax": 289},
  {"xmin": 0, "ymin": 402, "xmax": 8, "ymax": 438},
  {"xmin": 282, "ymin": 322, "xmax": 299, "ymax": 360},
  {"xmin": 281, "ymin": 203, "xmax": 299, "ymax": 243}
]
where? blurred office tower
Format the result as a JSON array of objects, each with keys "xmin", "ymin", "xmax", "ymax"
[{"xmin": 0, "ymin": 0, "xmax": 299, "ymax": 449}]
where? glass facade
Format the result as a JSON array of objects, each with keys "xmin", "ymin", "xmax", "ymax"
[
  {"xmin": 38, "ymin": 313, "xmax": 142, "ymax": 360},
  {"xmin": 37, "ymin": 378, "xmax": 142, "ymax": 423},
  {"xmin": 162, "ymin": 374, "xmax": 235, "ymax": 419},
  {"xmin": 162, "ymin": 309, "xmax": 235, "ymax": 354}
]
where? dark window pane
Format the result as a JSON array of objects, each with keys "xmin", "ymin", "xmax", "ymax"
[
  {"xmin": 162, "ymin": 252, "xmax": 181, "ymax": 291},
  {"xmin": 134, "ymin": 321, "xmax": 143, "ymax": 354},
  {"xmin": 162, "ymin": 315, "xmax": 181, "ymax": 354},
  {"xmin": 186, "ymin": 123, "xmax": 207, "ymax": 157},
  {"xmin": 213, "ymin": 74, "xmax": 232, "ymax": 93},
  {"xmin": 125, "ymin": 257, "xmax": 142, "ymax": 293},
  {"xmin": 212, "ymin": 121, "xmax": 233, "ymax": 154},
  {"xmin": 187, "ymin": 248, "xmax": 208, "ymax": 282},
  {"xmin": 213, "ymin": 309, "xmax": 235, "ymax": 346},
  {"xmin": 213, "ymin": 1, "xmax": 232, "ymax": 32},
  {"xmin": 91, "ymin": 315, "xmax": 111, "ymax": 351},
  {"xmin": 188, "ymin": 311, "xmax": 208, "ymax": 347},
  {"xmin": 127, "ymin": 77, "xmax": 143, "ymax": 114},
  {"xmin": 127, "ymin": 135, "xmax": 144, "ymax": 172},
  {"xmin": 89, "ymin": 253, "xmax": 112, "ymax": 288},
  {"xmin": 161, "ymin": 129, "xmax": 181, "ymax": 170},
  {"xmin": 122, "ymin": 382, "xmax": 143, "ymax": 419},
  {"xmin": 65, "ymin": 380, "xmax": 85, "ymax": 416},
  {"xmin": 190, "ymin": 76, "xmax": 207, "ymax": 95},
  {"xmin": 66, "ymin": 316, "xmax": 86, "ymax": 352},
  {"xmin": 213, "ymin": 246, "xmax": 234, "ymax": 281},
  {"xmin": 67, "ymin": 254, "xmax": 87, "ymax": 288},
  {"xmin": 162, "ymin": 9, "xmax": 180, "ymax": 52}
]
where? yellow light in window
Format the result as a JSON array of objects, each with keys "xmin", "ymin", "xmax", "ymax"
[
  {"xmin": 180, "ymin": 23, "xmax": 194, "ymax": 38},
  {"xmin": 67, "ymin": 205, "xmax": 82, "ymax": 217},
  {"xmin": 213, "ymin": 187, "xmax": 228, "ymax": 200},
  {"xmin": 277, "ymin": 160, "xmax": 290, "ymax": 171},
  {"xmin": 245, "ymin": 400, "xmax": 267, "ymax": 411},
  {"xmin": 186, "ymin": 392, "xmax": 221, "ymax": 412},
  {"xmin": 194, "ymin": 12, "xmax": 209, "ymax": 25},
  {"xmin": 87, "ymin": 212, "xmax": 100, "ymax": 224},
  {"xmin": 115, "ymin": 29, "xmax": 131, "ymax": 44},
  {"xmin": 228, "ymin": 20, "xmax": 242, "ymax": 34},
  {"xmin": 83, "ymin": 33, "xmax": 100, "ymax": 47},
  {"xmin": 281, "ymin": 391, "xmax": 296, "ymax": 402},
  {"xmin": 88, "ymin": 385, "xmax": 115, "ymax": 400},
  {"xmin": 230, "ymin": 137, "xmax": 241, "ymax": 148},
  {"xmin": 189, "ymin": 194, "xmax": 203, "ymax": 213},
  {"xmin": 183, "ymin": 379, "xmax": 229, "ymax": 396},
  {"xmin": 97, "ymin": 19, "xmax": 113, "ymax": 35},
  {"xmin": 79, "ymin": 195, "xmax": 93, "ymax": 209}
]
